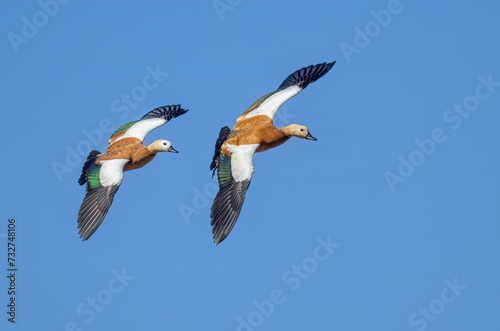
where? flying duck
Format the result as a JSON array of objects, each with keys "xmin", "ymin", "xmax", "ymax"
[
  {"xmin": 209, "ymin": 61, "xmax": 335, "ymax": 245},
  {"xmin": 77, "ymin": 105, "xmax": 188, "ymax": 240}
]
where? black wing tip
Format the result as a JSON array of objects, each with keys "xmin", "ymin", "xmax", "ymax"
[
  {"xmin": 210, "ymin": 212, "xmax": 236, "ymax": 246},
  {"xmin": 77, "ymin": 218, "xmax": 98, "ymax": 241},
  {"xmin": 78, "ymin": 150, "xmax": 101, "ymax": 186},
  {"xmin": 78, "ymin": 216, "xmax": 99, "ymax": 241},
  {"xmin": 77, "ymin": 185, "xmax": 120, "ymax": 242},
  {"xmin": 168, "ymin": 105, "xmax": 189, "ymax": 118},
  {"xmin": 277, "ymin": 61, "xmax": 336, "ymax": 91},
  {"xmin": 79, "ymin": 232, "xmax": 91, "ymax": 241},
  {"xmin": 140, "ymin": 105, "xmax": 189, "ymax": 121},
  {"xmin": 78, "ymin": 228, "xmax": 98, "ymax": 241},
  {"xmin": 78, "ymin": 222, "xmax": 99, "ymax": 240},
  {"xmin": 210, "ymin": 179, "xmax": 251, "ymax": 246},
  {"xmin": 211, "ymin": 222, "xmax": 229, "ymax": 246},
  {"xmin": 211, "ymin": 211, "xmax": 232, "ymax": 245}
]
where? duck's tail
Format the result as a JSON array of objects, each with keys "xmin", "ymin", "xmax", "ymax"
[
  {"xmin": 78, "ymin": 150, "xmax": 101, "ymax": 186},
  {"xmin": 210, "ymin": 126, "xmax": 231, "ymax": 178}
]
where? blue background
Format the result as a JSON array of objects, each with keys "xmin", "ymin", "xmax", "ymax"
[{"xmin": 1, "ymin": 0, "xmax": 500, "ymax": 330}]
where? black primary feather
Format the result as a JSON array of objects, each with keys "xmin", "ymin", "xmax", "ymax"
[
  {"xmin": 210, "ymin": 126, "xmax": 231, "ymax": 177},
  {"xmin": 77, "ymin": 184, "xmax": 120, "ymax": 241},
  {"xmin": 140, "ymin": 104, "xmax": 189, "ymax": 121},
  {"xmin": 78, "ymin": 150, "xmax": 101, "ymax": 186},
  {"xmin": 210, "ymin": 179, "xmax": 250, "ymax": 245},
  {"xmin": 277, "ymin": 61, "xmax": 335, "ymax": 91},
  {"xmin": 210, "ymin": 151, "xmax": 251, "ymax": 245}
]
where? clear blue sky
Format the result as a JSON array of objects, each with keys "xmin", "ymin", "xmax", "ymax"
[{"xmin": 1, "ymin": 1, "xmax": 500, "ymax": 330}]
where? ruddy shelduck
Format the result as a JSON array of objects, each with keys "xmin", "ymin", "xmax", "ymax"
[
  {"xmin": 77, "ymin": 105, "xmax": 188, "ymax": 240},
  {"xmin": 209, "ymin": 62, "xmax": 335, "ymax": 245}
]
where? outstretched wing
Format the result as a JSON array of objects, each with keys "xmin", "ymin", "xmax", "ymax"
[
  {"xmin": 77, "ymin": 158, "xmax": 129, "ymax": 240},
  {"xmin": 210, "ymin": 144, "xmax": 259, "ymax": 245},
  {"xmin": 239, "ymin": 62, "xmax": 335, "ymax": 121},
  {"xmin": 109, "ymin": 105, "xmax": 188, "ymax": 144}
]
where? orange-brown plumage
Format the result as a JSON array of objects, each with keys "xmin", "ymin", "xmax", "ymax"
[
  {"xmin": 222, "ymin": 115, "xmax": 290, "ymax": 153},
  {"xmin": 108, "ymin": 131, "xmax": 126, "ymax": 145},
  {"xmin": 97, "ymin": 137, "xmax": 164, "ymax": 171},
  {"xmin": 77, "ymin": 104, "xmax": 187, "ymax": 241},
  {"xmin": 210, "ymin": 61, "xmax": 335, "ymax": 245}
]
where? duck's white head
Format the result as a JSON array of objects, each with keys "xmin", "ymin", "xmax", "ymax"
[
  {"xmin": 149, "ymin": 139, "xmax": 178, "ymax": 153},
  {"xmin": 282, "ymin": 124, "xmax": 317, "ymax": 140}
]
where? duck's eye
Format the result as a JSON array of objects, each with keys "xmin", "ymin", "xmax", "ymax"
[
  {"xmin": 163, "ymin": 142, "xmax": 167, "ymax": 145},
  {"xmin": 300, "ymin": 128, "xmax": 304, "ymax": 132}
]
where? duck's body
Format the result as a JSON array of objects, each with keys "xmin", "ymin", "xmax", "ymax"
[
  {"xmin": 100, "ymin": 137, "xmax": 161, "ymax": 171},
  {"xmin": 209, "ymin": 62, "xmax": 335, "ymax": 245},
  {"xmin": 76, "ymin": 105, "xmax": 188, "ymax": 241},
  {"xmin": 221, "ymin": 115, "xmax": 288, "ymax": 153}
]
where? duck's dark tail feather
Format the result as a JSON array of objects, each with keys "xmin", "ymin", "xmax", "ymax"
[
  {"xmin": 210, "ymin": 126, "xmax": 231, "ymax": 177},
  {"xmin": 78, "ymin": 150, "xmax": 101, "ymax": 186}
]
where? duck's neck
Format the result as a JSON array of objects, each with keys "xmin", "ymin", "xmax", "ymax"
[
  {"xmin": 256, "ymin": 129, "xmax": 290, "ymax": 153},
  {"xmin": 131, "ymin": 145, "xmax": 157, "ymax": 163},
  {"xmin": 280, "ymin": 126, "xmax": 295, "ymax": 138},
  {"xmin": 146, "ymin": 145, "xmax": 160, "ymax": 155},
  {"xmin": 275, "ymin": 128, "xmax": 292, "ymax": 145},
  {"xmin": 138, "ymin": 145, "xmax": 159, "ymax": 161},
  {"xmin": 124, "ymin": 146, "xmax": 158, "ymax": 172}
]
